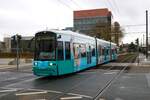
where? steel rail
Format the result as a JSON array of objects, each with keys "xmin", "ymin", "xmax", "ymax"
[{"xmin": 93, "ymin": 55, "xmax": 136, "ymax": 100}]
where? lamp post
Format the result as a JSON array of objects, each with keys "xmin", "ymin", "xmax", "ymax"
[
  {"xmin": 110, "ymin": 33, "xmax": 112, "ymax": 60},
  {"xmin": 146, "ymin": 10, "xmax": 148, "ymax": 59}
]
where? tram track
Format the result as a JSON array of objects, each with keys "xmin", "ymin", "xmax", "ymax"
[
  {"xmin": 93, "ymin": 54, "xmax": 137, "ymax": 100},
  {"xmin": 52, "ymin": 73, "xmax": 96, "ymax": 100},
  {"xmin": 97, "ymin": 53, "xmax": 137, "ymax": 71},
  {"xmin": 51, "ymin": 54, "xmax": 137, "ymax": 100},
  {"xmin": 0, "ymin": 56, "xmax": 138, "ymax": 100}
]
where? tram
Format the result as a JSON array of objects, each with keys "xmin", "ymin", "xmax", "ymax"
[{"xmin": 33, "ymin": 30, "xmax": 118, "ymax": 76}]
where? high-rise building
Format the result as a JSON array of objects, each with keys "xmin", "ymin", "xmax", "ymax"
[{"xmin": 74, "ymin": 8, "xmax": 112, "ymax": 38}]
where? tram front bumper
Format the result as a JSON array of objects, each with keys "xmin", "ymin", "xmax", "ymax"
[
  {"xmin": 33, "ymin": 67, "xmax": 57, "ymax": 76},
  {"xmin": 32, "ymin": 61, "xmax": 58, "ymax": 76}
]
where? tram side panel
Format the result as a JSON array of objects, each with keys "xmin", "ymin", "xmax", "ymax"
[
  {"xmin": 56, "ymin": 41, "xmax": 75, "ymax": 75},
  {"xmin": 97, "ymin": 42, "xmax": 106, "ymax": 64},
  {"xmin": 72, "ymin": 37, "xmax": 96, "ymax": 72}
]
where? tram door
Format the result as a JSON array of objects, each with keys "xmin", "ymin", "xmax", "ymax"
[
  {"xmin": 87, "ymin": 46, "xmax": 92, "ymax": 64},
  {"xmin": 73, "ymin": 44, "xmax": 81, "ymax": 71}
]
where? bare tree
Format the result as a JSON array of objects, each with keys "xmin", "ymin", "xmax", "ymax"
[{"xmin": 112, "ymin": 21, "xmax": 124, "ymax": 46}]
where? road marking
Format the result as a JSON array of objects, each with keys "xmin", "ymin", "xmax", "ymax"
[
  {"xmin": 119, "ymin": 86, "xmax": 126, "ymax": 89},
  {"xmin": 0, "ymin": 64, "xmax": 32, "ymax": 70},
  {"xmin": 3, "ymin": 87, "xmax": 91, "ymax": 99},
  {"xmin": 28, "ymin": 88, "xmax": 62, "ymax": 94},
  {"xmin": 99, "ymin": 98, "xmax": 105, "ymax": 100},
  {"xmin": 104, "ymin": 72, "xmax": 117, "ymax": 75},
  {"xmin": 4, "ymin": 77, "xmax": 17, "ymax": 81},
  {"xmin": 35, "ymin": 99, "xmax": 46, "ymax": 100},
  {"xmin": 60, "ymin": 96, "xmax": 82, "ymax": 100},
  {"xmin": 67, "ymin": 93, "xmax": 93, "ymax": 99},
  {"xmin": 0, "ymin": 89, "xmax": 17, "ymax": 93},
  {"xmin": 16, "ymin": 91, "xmax": 47, "ymax": 96},
  {"xmin": 5, "ymin": 77, "xmax": 39, "ymax": 87},
  {"xmin": 0, "ymin": 66, "xmax": 16, "ymax": 69},
  {"xmin": 146, "ymin": 73, "xmax": 150, "ymax": 87}
]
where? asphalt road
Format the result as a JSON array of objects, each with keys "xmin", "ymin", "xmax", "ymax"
[{"xmin": 0, "ymin": 63, "xmax": 150, "ymax": 100}]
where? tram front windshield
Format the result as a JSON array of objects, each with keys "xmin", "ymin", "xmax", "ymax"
[{"xmin": 35, "ymin": 36, "xmax": 56, "ymax": 61}]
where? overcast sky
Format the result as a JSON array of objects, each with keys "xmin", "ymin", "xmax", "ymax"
[{"xmin": 0, "ymin": 0, "xmax": 150, "ymax": 44}]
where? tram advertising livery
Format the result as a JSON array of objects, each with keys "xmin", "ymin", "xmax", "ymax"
[{"xmin": 33, "ymin": 30, "xmax": 118, "ymax": 76}]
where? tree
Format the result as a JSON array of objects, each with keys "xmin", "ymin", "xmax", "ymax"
[
  {"xmin": 93, "ymin": 23, "xmax": 111, "ymax": 41},
  {"xmin": 112, "ymin": 21, "xmax": 124, "ymax": 46},
  {"xmin": 90, "ymin": 21, "xmax": 124, "ymax": 45},
  {"xmin": 128, "ymin": 42, "xmax": 136, "ymax": 52}
]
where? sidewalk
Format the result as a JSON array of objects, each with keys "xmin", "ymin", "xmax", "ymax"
[
  {"xmin": 135, "ymin": 53, "xmax": 150, "ymax": 67},
  {"xmin": 0, "ymin": 63, "xmax": 32, "ymax": 70},
  {"xmin": 0, "ymin": 58, "xmax": 32, "ymax": 69},
  {"xmin": 0, "ymin": 59, "xmax": 14, "ymax": 65}
]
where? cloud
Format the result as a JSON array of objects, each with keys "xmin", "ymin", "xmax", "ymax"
[{"xmin": 0, "ymin": 0, "xmax": 150, "ymax": 43}]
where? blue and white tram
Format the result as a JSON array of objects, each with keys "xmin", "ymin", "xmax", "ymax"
[{"xmin": 33, "ymin": 30, "xmax": 118, "ymax": 76}]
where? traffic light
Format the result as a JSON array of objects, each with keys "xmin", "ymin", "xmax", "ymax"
[
  {"xmin": 11, "ymin": 34, "xmax": 22, "ymax": 45},
  {"xmin": 135, "ymin": 38, "xmax": 139, "ymax": 45},
  {"xmin": 16, "ymin": 34, "xmax": 22, "ymax": 42},
  {"xmin": 11, "ymin": 34, "xmax": 22, "ymax": 41}
]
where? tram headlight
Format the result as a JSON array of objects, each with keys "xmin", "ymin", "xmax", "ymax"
[
  {"xmin": 34, "ymin": 62, "xmax": 38, "ymax": 66},
  {"xmin": 49, "ymin": 63, "xmax": 53, "ymax": 66}
]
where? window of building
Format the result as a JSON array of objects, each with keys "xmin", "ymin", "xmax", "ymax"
[
  {"xmin": 57, "ymin": 41, "xmax": 64, "ymax": 60},
  {"xmin": 65, "ymin": 42, "xmax": 71, "ymax": 60}
]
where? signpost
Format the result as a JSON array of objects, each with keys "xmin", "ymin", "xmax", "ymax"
[{"xmin": 11, "ymin": 34, "xmax": 21, "ymax": 70}]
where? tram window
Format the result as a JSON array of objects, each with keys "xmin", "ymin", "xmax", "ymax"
[
  {"xmin": 107, "ymin": 49, "xmax": 109, "ymax": 55},
  {"xmin": 115, "ymin": 49, "xmax": 117, "ymax": 54},
  {"xmin": 73, "ymin": 44, "xmax": 79, "ymax": 59},
  {"xmin": 81, "ymin": 44, "xmax": 86, "ymax": 57},
  {"xmin": 65, "ymin": 42, "xmax": 71, "ymax": 60},
  {"xmin": 102, "ymin": 48, "xmax": 105, "ymax": 55},
  {"xmin": 57, "ymin": 41, "xmax": 64, "ymax": 60},
  {"xmin": 92, "ymin": 48, "xmax": 95, "ymax": 56},
  {"xmin": 111, "ymin": 49, "xmax": 113, "ymax": 54}
]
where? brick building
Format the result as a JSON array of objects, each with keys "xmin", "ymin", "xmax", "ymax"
[{"xmin": 74, "ymin": 8, "xmax": 112, "ymax": 38}]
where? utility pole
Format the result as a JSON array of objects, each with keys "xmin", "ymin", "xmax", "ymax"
[
  {"xmin": 143, "ymin": 34, "xmax": 144, "ymax": 46},
  {"xmin": 109, "ymin": 24, "xmax": 112, "ymax": 60},
  {"xmin": 146, "ymin": 10, "xmax": 148, "ymax": 59},
  {"xmin": 136, "ymin": 38, "xmax": 139, "ymax": 65},
  {"xmin": 95, "ymin": 37, "xmax": 98, "ymax": 65}
]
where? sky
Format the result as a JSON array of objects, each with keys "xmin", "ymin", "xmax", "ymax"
[{"xmin": 0, "ymin": 0, "xmax": 150, "ymax": 44}]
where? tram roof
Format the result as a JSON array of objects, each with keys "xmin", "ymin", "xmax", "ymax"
[
  {"xmin": 38, "ymin": 29, "xmax": 117, "ymax": 46},
  {"xmin": 50, "ymin": 29, "xmax": 95, "ymax": 40}
]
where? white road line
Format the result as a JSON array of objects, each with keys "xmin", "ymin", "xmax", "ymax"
[
  {"xmin": 47, "ymin": 90, "xmax": 62, "ymax": 94},
  {"xmin": 0, "ymin": 89, "xmax": 17, "ymax": 93},
  {"xmin": 67, "ymin": 93, "xmax": 93, "ymax": 99},
  {"xmin": 35, "ymin": 99, "xmax": 46, "ymax": 100},
  {"xmin": 60, "ymin": 96, "xmax": 82, "ymax": 100},
  {"xmin": 28, "ymin": 88, "xmax": 62, "ymax": 94},
  {"xmin": 146, "ymin": 73, "xmax": 150, "ymax": 87},
  {"xmin": 104, "ymin": 72, "xmax": 117, "ymax": 75},
  {"xmin": 5, "ymin": 77, "xmax": 39, "ymax": 87},
  {"xmin": 0, "ymin": 66, "xmax": 16, "ymax": 69},
  {"xmin": 0, "ymin": 65, "xmax": 32, "ymax": 70},
  {"xmin": 16, "ymin": 91, "xmax": 47, "ymax": 96}
]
